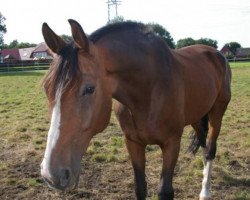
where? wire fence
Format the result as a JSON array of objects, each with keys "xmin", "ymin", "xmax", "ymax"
[
  {"xmin": 227, "ymin": 58, "xmax": 250, "ymax": 62},
  {"xmin": 0, "ymin": 62, "xmax": 50, "ymax": 73},
  {"xmin": 0, "ymin": 57, "xmax": 249, "ymax": 73}
]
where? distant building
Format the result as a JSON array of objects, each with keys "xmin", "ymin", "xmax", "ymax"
[
  {"xmin": 0, "ymin": 48, "xmax": 21, "ymax": 63},
  {"xmin": 220, "ymin": 45, "xmax": 234, "ymax": 58},
  {"xmin": 0, "ymin": 42, "xmax": 53, "ymax": 63},
  {"xmin": 30, "ymin": 42, "xmax": 53, "ymax": 60},
  {"xmin": 19, "ymin": 47, "xmax": 35, "ymax": 61},
  {"xmin": 235, "ymin": 48, "xmax": 250, "ymax": 58}
]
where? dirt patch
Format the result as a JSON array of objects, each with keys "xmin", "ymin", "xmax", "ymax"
[{"xmin": 0, "ymin": 136, "xmax": 249, "ymax": 200}]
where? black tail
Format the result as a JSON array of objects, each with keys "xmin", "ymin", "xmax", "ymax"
[{"xmin": 188, "ymin": 115, "xmax": 209, "ymax": 155}]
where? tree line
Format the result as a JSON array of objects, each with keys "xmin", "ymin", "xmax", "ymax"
[
  {"xmin": 108, "ymin": 16, "xmax": 242, "ymax": 57},
  {"xmin": 0, "ymin": 12, "xmax": 242, "ymax": 56}
]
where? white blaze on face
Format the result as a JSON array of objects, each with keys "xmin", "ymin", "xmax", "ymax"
[
  {"xmin": 199, "ymin": 148, "xmax": 213, "ymax": 199},
  {"xmin": 41, "ymin": 88, "xmax": 62, "ymax": 177}
]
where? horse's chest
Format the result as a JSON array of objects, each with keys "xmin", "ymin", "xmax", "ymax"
[
  {"xmin": 115, "ymin": 101, "xmax": 183, "ymax": 145},
  {"xmin": 124, "ymin": 116, "xmax": 175, "ymax": 145}
]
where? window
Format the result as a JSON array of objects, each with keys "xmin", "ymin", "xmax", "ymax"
[{"xmin": 33, "ymin": 52, "xmax": 47, "ymax": 59}]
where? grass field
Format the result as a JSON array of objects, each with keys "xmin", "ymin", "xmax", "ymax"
[{"xmin": 0, "ymin": 62, "xmax": 249, "ymax": 200}]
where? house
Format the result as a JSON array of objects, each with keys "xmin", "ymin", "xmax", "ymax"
[
  {"xmin": 0, "ymin": 42, "xmax": 53, "ymax": 64},
  {"xmin": 19, "ymin": 47, "xmax": 35, "ymax": 61},
  {"xmin": 0, "ymin": 48, "xmax": 21, "ymax": 63},
  {"xmin": 30, "ymin": 42, "xmax": 53, "ymax": 60},
  {"xmin": 235, "ymin": 48, "xmax": 250, "ymax": 58},
  {"xmin": 220, "ymin": 45, "xmax": 234, "ymax": 58}
]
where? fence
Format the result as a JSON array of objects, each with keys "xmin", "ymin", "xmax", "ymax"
[
  {"xmin": 0, "ymin": 61, "xmax": 50, "ymax": 73},
  {"xmin": 227, "ymin": 58, "xmax": 250, "ymax": 62},
  {"xmin": 1, "ymin": 57, "xmax": 249, "ymax": 73}
]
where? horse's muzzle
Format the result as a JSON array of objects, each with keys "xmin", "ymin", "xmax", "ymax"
[{"xmin": 40, "ymin": 162, "xmax": 78, "ymax": 190}]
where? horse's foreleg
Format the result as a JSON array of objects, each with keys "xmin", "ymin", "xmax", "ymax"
[
  {"xmin": 125, "ymin": 138, "xmax": 147, "ymax": 200},
  {"xmin": 158, "ymin": 136, "xmax": 181, "ymax": 200}
]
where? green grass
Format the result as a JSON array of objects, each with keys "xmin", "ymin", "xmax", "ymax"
[
  {"xmin": 0, "ymin": 71, "xmax": 48, "ymax": 140},
  {"xmin": 229, "ymin": 61, "xmax": 250, "ymax": 68},
  {"xmin": 0, "ymin": 66, "xmax": 49, "ymax": 73},
  {"xmin": 0, "ymin": 64, "xmax": 249, "ymax": 200}
]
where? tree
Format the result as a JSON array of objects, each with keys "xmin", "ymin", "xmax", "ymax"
[
  {"xmin": 226, "ymin": 42, "xmax": 241, "ymax": 55},
  {"xmin": 176, "ymin": 37, "xmax": 196, "ymax": 49},
  {"xmin": 18, "ymin": 42, "xmax": 36, "ymax": 48},
  {"xmin": 8, "ymin": 39, "xmax": 18, "ymax": 49},
  {"xmin": 195, "ymin": 38, "xmax": 218, "ymax": 49},
  {"xmin": 5, "ymin": 40, "xmax": 36, "ymax": 49},
  {"xmin": 176, "ymin": 37, "xmax": 218, "ymax": 49},
  {"xmin": 61, "ymin": 34, "xmax": 73, "ymax": 43},
  {"xmin": 0, "ymin": 12, "xmax": 7, "ymax": 49},
  {"xmin": 108, "ymin": 16, "xmax": 124, "ymax": 24},
  {"xmin": 148, "ymin": 23, "xmax": 175, "ymax": 49}
]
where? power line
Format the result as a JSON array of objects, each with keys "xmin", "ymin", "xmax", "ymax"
[{"xmin": 106, "ymin": 0, "xmax": 122, "ymax": 22}]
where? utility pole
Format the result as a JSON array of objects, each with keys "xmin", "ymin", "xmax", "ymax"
[{"xmin": 107, "ymin": 0, "xmax": 122, "ymax": 22}]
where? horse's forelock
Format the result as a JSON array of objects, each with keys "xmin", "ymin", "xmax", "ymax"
[{"xmin": 42, "ymin": 43, "xmax": 80, "ymax": 101}]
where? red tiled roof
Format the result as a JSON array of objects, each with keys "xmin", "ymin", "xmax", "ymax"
[
  {"xmin": 33, "ymin": 42, "xmax": 49, "ymax": 53},
  {"xmin": 0, "ymin": 48, "xmax": 21, "ymax": 60},
  {"xmin": 19, "ymin": 47, "xmax": 36, "ymax": 60},
  {"xmin": 220, "ymin": 45, "xmax": 233, "ymax": 55}
]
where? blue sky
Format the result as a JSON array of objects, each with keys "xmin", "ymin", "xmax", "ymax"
[{"xmin": 1, "ymin": 0, "xmax": 250, "ymax": 49}]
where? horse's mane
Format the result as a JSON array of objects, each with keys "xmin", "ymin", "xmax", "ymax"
[{"xmin": 89, "ymin": 21, "xmax": 151, "ymax": 43}]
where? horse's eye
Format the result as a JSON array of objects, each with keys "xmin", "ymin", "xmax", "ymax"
[{"xmin": 82, "ymin": 86, "xmax": 95, "ymax": 96}]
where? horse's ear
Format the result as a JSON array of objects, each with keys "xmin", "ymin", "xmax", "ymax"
[
  {"xmin": 42, "ymin": 23, "xmax": 66, "ymax": 54},
  {"xmin": 68, "ymin": 19, "xmax": 89, "ymax": 52}
]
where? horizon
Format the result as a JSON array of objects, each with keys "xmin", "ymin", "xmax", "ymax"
[{"xmin": 1, "ymin": 0, "xmax": 250, "ymax": 49}]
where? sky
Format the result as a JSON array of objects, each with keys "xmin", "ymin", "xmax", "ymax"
[{"xmin": 1, "ymin": 0, "xmax": 250, "ymax": 49}]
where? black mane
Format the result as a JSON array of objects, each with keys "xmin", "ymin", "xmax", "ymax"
[
  {"xmin": 43, "ymin": 42, "xmax": 79, "ymax": 100},
  {"xmin": 89, "ymin": 21, "xmax": 150, "ymax": 43}
]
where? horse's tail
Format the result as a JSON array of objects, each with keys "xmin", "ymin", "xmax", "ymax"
[{"xmin": 188, "ymin": 114, "xmax": 209, "ymax": 155}]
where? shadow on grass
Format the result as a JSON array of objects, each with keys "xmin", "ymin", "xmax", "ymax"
[{"xmin": 219, "ymin": 168, "xmax": 250, "ymax": 187}]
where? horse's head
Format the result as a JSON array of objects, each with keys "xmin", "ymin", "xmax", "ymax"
[{"xmin": 40, "ymin": 20, "xmax": 112, "ymax": 190}]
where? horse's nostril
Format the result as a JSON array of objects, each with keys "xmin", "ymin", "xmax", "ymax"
[
  {"xmin": 60, "ymin": 169, "xmax": 71, "ymax": 188},
  {"xmin": 64, "ymin": 169, "xmax": 70, "ymax": 180}
]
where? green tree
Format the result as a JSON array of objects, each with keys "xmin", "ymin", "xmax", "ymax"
[
  {"xmin": 0, "ymin": 12, "xmax": 7, "ymax": 49},
  {"xmin": 5, "ymin": 40, "xmax": 37, "ymax": 49},
  {"xmin": 18, "ymin": 42, "xmax": 36, "ymax": 48},
  {"xmin": 108, "ymin": 16, "xmax": 124, "ymax": 24},
  {"xmin": 176, "ymin": 37, "xmax": 196, "ymax": 49},
  {"xmin": 7, "ymin": 39, "xmax": 19, "ymax": 49},
  {"xmin": 148, "ymin": 23, "xmax": 175, "ymax": 49},
  {"xmin": 226, "ymin": 42, "xmax": 241, "ymax": 55},
  {"xmin": 60, "ymin": 34, "xmax": 73, "ymax": 43},
  {"xmin": 195, "ymin": 38, "xmax": 218, "ymax": 49}
]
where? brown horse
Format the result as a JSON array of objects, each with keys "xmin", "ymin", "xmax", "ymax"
[{"xmin": 40, "ymin": 19, "xmax": 231, "ymax": 200}]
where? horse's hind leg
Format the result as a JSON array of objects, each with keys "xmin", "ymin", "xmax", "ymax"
[
  {"xmin": 199, "ymin": 54, "xmax": 231, "ymax": 200},
  {"xmin": 199, "ymin": 100, "xmax": 230, "ymax": 200}
]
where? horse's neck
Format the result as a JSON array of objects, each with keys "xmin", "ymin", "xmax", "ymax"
[
  {"xmin": 107, "ymin": 62, "xmax": 150, "ymax": 110},
  {"xmin": 99, "ymin": 46, "xmax": 175, "ymax": 112}
]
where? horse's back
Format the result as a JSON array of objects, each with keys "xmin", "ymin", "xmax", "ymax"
[{"xmin": 173, "ymin": 45, "xmax": 231, "ymax": 125}]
